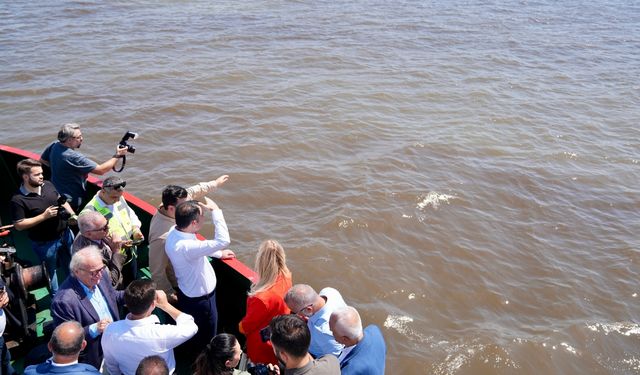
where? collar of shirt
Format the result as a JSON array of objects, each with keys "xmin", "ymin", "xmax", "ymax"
[
  {"xmin": 49, "ymin": 358, "xmax": 79, "ymax": 367},
  {"xmin": 171, "ymin": 226, "xmax": 197, "ymax": 239},
  {"xmin": 79, "ymin": 279, "xmax": 97, "ymax": 295},
  {"xmin": 124, "ymin": 314, "xmax": 160, "ymax": 326},
  {"xmin": 19, "ymin": 184, "xmax": 41, "ymax": 196},
  {"xmin": 95, "ymin": 194, "xmax": 115, "ymax": 210}
]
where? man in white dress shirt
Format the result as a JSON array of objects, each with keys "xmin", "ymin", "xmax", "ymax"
[
  {"xmin": 164, "ymin": 197, "xmax": 234, "ymax": 351},
  {"xmin": 101, "ymin": 279, "xmax": 198, "ymax": 375}
]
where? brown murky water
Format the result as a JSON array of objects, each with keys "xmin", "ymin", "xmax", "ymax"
[{"xmin": 2, "ymin": 1, "xmax": 639, "ymax": 373}]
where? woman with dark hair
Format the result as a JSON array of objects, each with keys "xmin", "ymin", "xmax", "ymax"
[
  {"xmin": 193, "ymin": 334, "xmax": 250, "ymax": 375},
  {"xmin": 239, "ymin": 240, "xmax": 292, "ymax": 365}
]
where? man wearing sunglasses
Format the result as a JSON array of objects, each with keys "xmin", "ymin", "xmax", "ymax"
[
  {"xmin": 41, "ymin": 123, "xmax": 129, "ymax": 211},
  {"xmin": 72, "ymin": 211, "xmax": 126, "ymax": 289},
  {"xmin": 82, "ymin": 176, "xmax": 144, "ymax": 286}
]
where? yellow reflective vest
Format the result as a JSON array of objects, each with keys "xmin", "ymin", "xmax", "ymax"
[{"xmin": 81, "ymin": 194, "xmax": 140, "ymax": 242}]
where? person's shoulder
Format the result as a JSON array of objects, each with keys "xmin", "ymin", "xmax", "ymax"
[
  {"xmin": 53, "ymin": 278, "xmax": 81, "ymax": 301},
  {"xmin": 41, "ymin": 141, "xmax": 57, "ymax": 158},
  {"xmin": 315, "ymin": 354, "xmax": 340, "ymax": 371},
  {"xmin": 319, "ymin": 287, "xmax": 344, "ymax": 304},
  {"xmin": 102, "ymin": 318, "xmax": 127, "ymax": 335},
  {"xmin": 362, "ymin": 325, "xmax": 386, "ymax": 351},
  {"xmin": 365, "ymin": 324, "xmax": 384, "ymax": 337},
  {"xmin": 22, "ymin": 361, "xmax": 100, "ymax": 375},
  {"xmin": 42, "ymin": 180, "xmax": 58, "ymax": 193},
  {"xmin": 22, "ymin": 363, "xmax": 43, "ymax": 375},
  {"xmin": 69, "ymin": 363, "xmax": 102, "ymax": 374}
]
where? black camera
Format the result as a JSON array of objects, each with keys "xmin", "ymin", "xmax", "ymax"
[
  {"xmin": 119, "ymin": 131, "xmax": 139, "ymax": 154},
  {"xmin": 56, "ymin": 195, "xmax": 71, "ymax": 220},
  {"xmin": 247, "ymin": 364, "xmax": 272, "ymax": 375}
]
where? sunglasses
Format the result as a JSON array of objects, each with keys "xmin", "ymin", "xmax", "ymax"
[
  {"xmin": 106, "ymin": 181, "xmax": 126, "ymax": 190},
  {"xmin": 81, "ymin": 266, "xmax": 106, "ymax": 277},
  {"xmin": 88, "ymin": 224, "xmax": 109, "ymax": 233}
]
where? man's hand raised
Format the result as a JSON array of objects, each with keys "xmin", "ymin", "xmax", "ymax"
[{"xmin": 198, "ymin": 197, "xmax": 219, "ymax": 212}]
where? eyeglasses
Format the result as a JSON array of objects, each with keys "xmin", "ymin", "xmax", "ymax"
[
  {"xmin": 71, "ymin": 133, "xmax": 83, "ymax": 139},
  {"xmin": 81, "ymin": 266, "xmax": 105, "ymax": 277},
  {"xmin": 106, "ymin": 181, "xmax": 126, "ymax": 190},
  {"xmin": 88, "ymin": 224, "xmax": 109, "ymax": 233},
  {"xmin": 296, "ymin": 304, "xmax": 313, "ymax": 316}
]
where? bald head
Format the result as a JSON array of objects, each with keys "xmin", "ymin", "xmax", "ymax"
[
  {"xmin": 50, "ymin": 321, "xmax": 85, "ymax": 356},
  {"xmin": 136, "ymin": 355, "xmax": 169, "ymax": 375},
  {"xmin": 330, "ymin": 306, "xmax": 363, "ymax": 347},
  {"xmin": 284, "ymin": 284, "xmax": 319, "ymax": 314}
]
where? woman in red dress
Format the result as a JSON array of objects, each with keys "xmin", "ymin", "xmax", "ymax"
[{"xmin": 239, "ymin": 240, "xmax": 293, "ymax": 365}]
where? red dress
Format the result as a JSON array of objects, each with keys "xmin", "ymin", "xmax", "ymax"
[{"xmin": 240, "ymin": 273, "xmax": 292, "ymax": 365}]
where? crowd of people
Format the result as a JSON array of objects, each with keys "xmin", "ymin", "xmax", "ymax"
[{"xmin": 8, "ymin": 124, "xmax": 387, "ymax": 375}]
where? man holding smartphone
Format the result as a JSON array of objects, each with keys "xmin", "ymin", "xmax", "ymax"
[{"xmin": 82, "ymin": 176, "xmax": 144, "ymax": 286}]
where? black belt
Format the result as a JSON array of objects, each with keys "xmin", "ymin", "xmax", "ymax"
[{"xmin": 176, "ymin": 288, "xmax": 215, "ymax": 301}]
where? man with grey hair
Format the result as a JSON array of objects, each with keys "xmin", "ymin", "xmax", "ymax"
[
  {"xmin": 41, "ymin": 123, "xmax": 129, "ymax": 210},
  {"xmin": 24, "ymin": 320, "xmax": 101, "ymax": 374},
  {"xmin": 285, "ymin": 284, "xmax": 346, "ymax": 358},
  {"xmin": 72, "ymin": 211, "xmax": 125, "ymax": 289},
  {"xmin": 329, "ymin": 306, "xmax": 386, "ymax": 374},
  {"xmin": 51, "ymin": 246, "xmax": 125, "ymax": 369},
  {"xmin": 82, "ymin": 176, "xmax": 143, "ymax": 285}
]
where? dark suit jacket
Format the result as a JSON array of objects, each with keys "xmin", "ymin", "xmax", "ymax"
[
  {"xmin": 24, "ymin": 361, "xmax": 101, "ymax": 375},
  {"xmin": 340, "ymin": 325, "xmax": 387, "ymax": 375},
  {"xmin": 51, "ymin": 273, "xmax": 124, "ymax": 369}
]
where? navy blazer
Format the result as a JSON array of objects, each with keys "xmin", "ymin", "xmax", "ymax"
[
  {"xmin": 51, "ymin": 273, "xmax": 124, "ymax": 369},
  {"xmin": 340, "ymin": 325, "xmax": 387, "ymax": 375},
  {"xmin": 24, "ymin": 361, "xmax": 101, "ymax": 375}
]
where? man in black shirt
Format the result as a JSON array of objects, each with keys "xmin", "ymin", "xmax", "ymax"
[{"xmin": 10, "ymin": 158, "xmax": 76, "ymax": 294}]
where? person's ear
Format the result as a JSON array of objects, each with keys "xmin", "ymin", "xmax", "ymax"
[{"xmin": 80, "ymin": 340, "xmax": 87, "ymax": 351}]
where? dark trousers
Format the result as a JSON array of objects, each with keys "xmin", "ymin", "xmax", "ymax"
[
  {"xmin": 177, "ymin": 288, "xmax": 217, "ymax": 350},
  {"xmin": 0, "ymin": 336, "xmax": 15, "ymax": 375}
]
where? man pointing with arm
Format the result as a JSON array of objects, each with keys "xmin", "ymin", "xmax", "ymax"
[{"xmin": 165, "ymin": 197, "xmax": 234, "ymax": 351}]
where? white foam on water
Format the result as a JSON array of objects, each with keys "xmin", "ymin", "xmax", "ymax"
[
  {"xmin": 417, "ymin": 192, "xmax": 456, "ymax": 210},
  {"xmin": 432, "ymin": 341, "xmax": 519, "ymax": 375},
  {"xmin": 586, "ymin": 322, "xmax": 640, "ymax": 336},
  {"xmin": 383, "ymin": 315, "xmax": 414, "ymax": 336},
  {"xmin": 561, "ymin": 342, "xmax": 578, "ymax": 355}
]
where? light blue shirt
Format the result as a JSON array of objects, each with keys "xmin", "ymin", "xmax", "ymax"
[
  {"xmin": 79, "ymin": 282, "xmax": 114, "ymax": 338},
  {"xmin": 308, "ymin": 287, "xmax": 346, "ymax": 358}
]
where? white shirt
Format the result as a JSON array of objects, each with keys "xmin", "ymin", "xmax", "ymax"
[
  {"xmin": 164, "ymin": 209, "xmax": 230, "ymax": 297},
  {"xmin": 102, "ymin": 313, "xmax": 198, "ymax": 375},
  {"xmin": 0, "ymin": 309, "xmax": 5, "ymax": 336},
  {"xmin": 308, "ymin": 287, "xmax": 346, "ymax": 358}
]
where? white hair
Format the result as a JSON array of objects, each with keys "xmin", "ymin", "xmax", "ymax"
[
  {"xmin": 77, "ymin": 211, "xmax": 105, "ymax": 234},
  {"xmin": 331, "ymin": 306, "xmax": 362, "ymax": 340},
  {"xmin": 69, "ymin": 246, "xmax": 103, "ymax": 274}
]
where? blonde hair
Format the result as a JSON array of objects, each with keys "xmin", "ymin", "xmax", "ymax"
[{"xmin": 249, "ymin": 239, "xmax": 291, "ymax": 296}]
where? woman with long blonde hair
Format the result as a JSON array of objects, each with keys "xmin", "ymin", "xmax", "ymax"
[{"xmin": 239, "ymin": 239, "xmax": 292, "ymax": 365}]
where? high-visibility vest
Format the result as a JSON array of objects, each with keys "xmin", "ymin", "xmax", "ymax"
[{"xmin": 82, "ymin": 195, "xmax": 136, "ymax": 241}]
